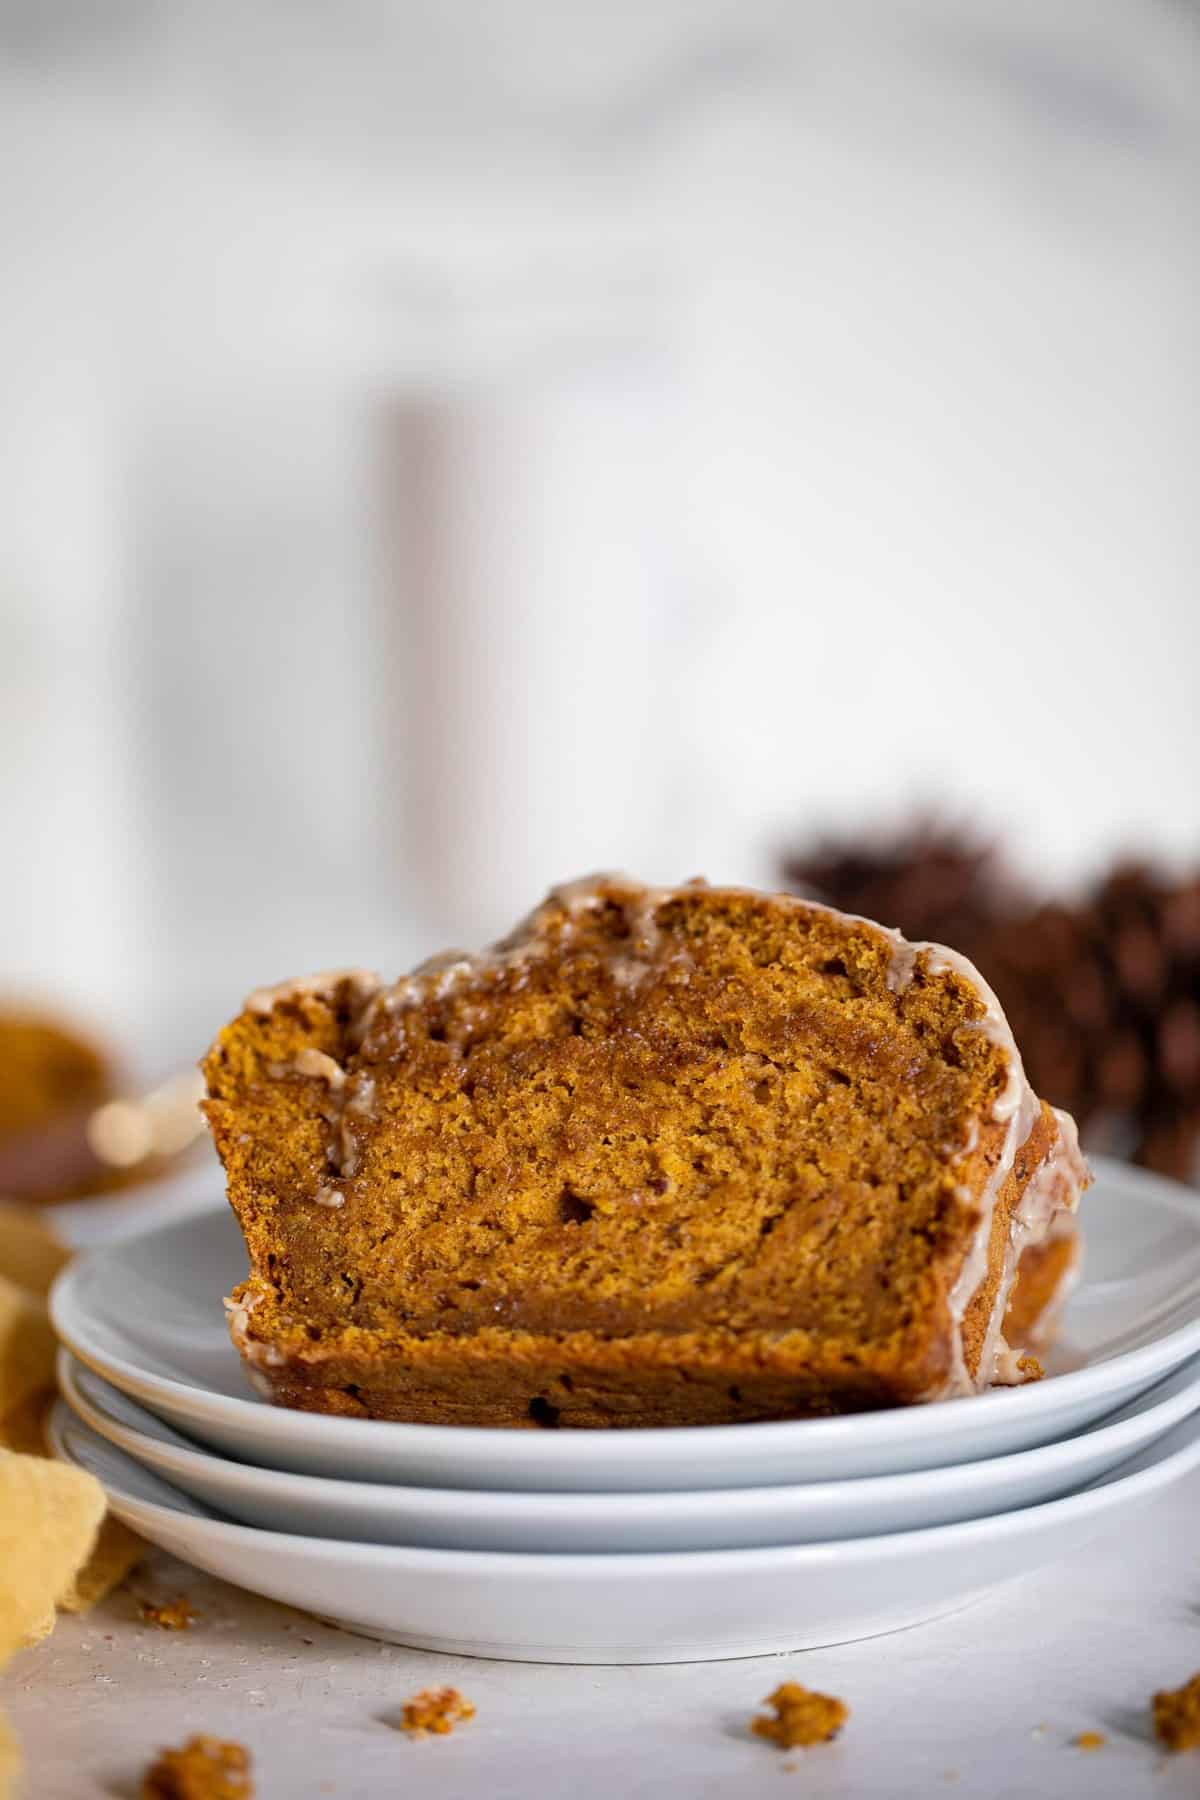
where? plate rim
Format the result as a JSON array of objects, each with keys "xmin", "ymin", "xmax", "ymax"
[
  {"xmin": 48, "ymin": 1154, "xmax": 1200, "ymax": 1462},
  {"xmin": 46, "ymin": 1395, "xmax": 1200, "ymax": 1575},
  {"xmin": 56, "ymin": 1344, "xmax": 1200, "ymax": 1519}
]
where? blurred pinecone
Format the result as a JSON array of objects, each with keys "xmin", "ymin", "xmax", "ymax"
[
  {"xmin": 781, "ymin": 830, "xmax": 1200, "ymax": 1184},
  {"xmin": 779, "ymin": 821, "xmax": 1024, "ymax": 950},
  {"xmin": 980, "ymin": 867, "xmax": 1200, "ymax": 1184}
]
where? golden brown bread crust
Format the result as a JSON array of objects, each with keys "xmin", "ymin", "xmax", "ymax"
[{"xmin": 203, "ymin": 877, "xmax": 1086, "ymax": 1427}]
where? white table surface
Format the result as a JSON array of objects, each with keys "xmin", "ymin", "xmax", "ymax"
[{"xmin": 4, "ymin": 1464, "xmax": 1198, "ymax": 1800}]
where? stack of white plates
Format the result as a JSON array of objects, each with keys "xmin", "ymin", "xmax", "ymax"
[{"xmin": 49, "ymin": 1156, "xmax": 1200, "ymax": 1664}]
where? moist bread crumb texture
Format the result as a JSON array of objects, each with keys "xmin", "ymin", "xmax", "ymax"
[
  {"xmin": 751, "ymin": 1682, "xmax": 848, "ymax": 1749},
  {"xmin": 203, "ymin": 876, "xmax": 1087, "ymax": 1429},
  {"xmin": 141, "ymin": 1735, "xmax": 253, "ymax": 1800},
  {"xmin": 138, "ymin": 1596, "xmax": 197, "ymax": 1631},
  {"xmin": 398, "ymin": 1687, "xmax": 476, "ymax": 1737},
  {"xmin": 1153, "ymin": 1673, "xmax": 1200, "ymax": 1751}
]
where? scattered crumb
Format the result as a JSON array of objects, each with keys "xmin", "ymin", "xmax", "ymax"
[
  {"xmin": 1017, "ymin": 1353, "xmax": 1044, "ymax": 1382},
  {"xmin": 1074, "ymin": 1731, "xmax": 1106, "ymax": 1752},
  {"xmin": 779, "ymin": 1760, "xmax": 797, "ymax": 1774},
  {"xmin": 751, "ymin": 1683, "xmax": 848, "ymax": 1750},
  {"xmin": 398, "ymin": 1687, "xmax": 476, "ymax": 1738},
  {"xmin": 141, "ymin": 1734, "xmax": 253, "ymax": 1799},
  {"xmin": 140, "ymin": 1596, "xmax": 197, "ymax": 1631},
  {"xmin": 1030, "ymin": 1723, "xmax": 1049, "ymax": 1739},
  {"xmin": 1153, "ymin": 1671, "xmax": 1200, "ymax": 1752}
]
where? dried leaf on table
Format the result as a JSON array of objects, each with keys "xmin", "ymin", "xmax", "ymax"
[
  {"xmin": 59, "ymin": 1514, "xmax": 144, "ymax": 1614},
  {"xmin": 0, "ymin": 1281, "xmax": 57, "ymax": 1432},
  {"xmin": 0, "ymin": 1452, "xmax": 105, "ymax": 1660},
  {"xmin": 0, "ymin": 1208, "xmax": 71, "ymax": 1300}
]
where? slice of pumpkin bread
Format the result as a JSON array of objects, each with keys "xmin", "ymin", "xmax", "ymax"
[{"xmin": 202, "ymin": 876, "xmax": 1088, "ymax": 1428}]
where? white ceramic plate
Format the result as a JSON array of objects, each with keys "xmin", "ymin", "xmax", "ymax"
[
  {"xmin": 48, "ymin": 1400, "xmax": 1200, "ymax": 1663},
  {"xmin": 58, "ymin": 1347, "xmax": 1200, "ymax": 1553},
  {"xmin": 50, "ymin": 1157, "xmax": 1200, "ymax": 1491}
]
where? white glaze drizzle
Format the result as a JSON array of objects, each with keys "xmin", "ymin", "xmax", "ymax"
[
  {"xmin": 222, "ymin": 1286, "xmax": 290, "ymax": 1386},
  {"xmin": 350, "ymin": 874, "xmax": 676, "ymax": 1035},
  {"xmin": 268, "ymin": 1047, "xmax": 347, "ymax": 1090},
  {"xmin": 242, "ymin": 972, "xmax": 385, "ymax": 1199},
  {"xmin": 224, "ymin": 1286, "xmax": 276, "ymax": 1378},
  {"xmin": 913, "ymin": 945, "xmax": 1042, "ymax": 1396},
  {"xmin": 344, "ymin": 1072, "xmax": 377, "ymax": 1116},
  {"xmin": 245, "ymin": 967, "xmax": 380, "ymax": 1017},
  {"xmin": 227, "ymin": 1272, "xmax": 309, "ymax": 1396},
  {"xmin": 222, "ymin": 1289, "xmax": 261, "ymax": 1337},
  {"xmin": 355, "ymin": 873, "xmax": 918, "ymax": 1033},
  {"xmin": 884, "ymin": 937, "xmax": 921, "ymax": 993},
  {"xmin": 992, "ymin": 1343, "xmax": 1034, "ymax": 1386},
  {"xmin": 968, "ymin": 1118, "xmax": 1065, "ymax": 1390}
]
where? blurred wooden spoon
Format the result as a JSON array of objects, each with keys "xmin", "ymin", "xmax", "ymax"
[{"xmin": 0, "ymin": 1071, "xmax": 207, "ymax": 1204}]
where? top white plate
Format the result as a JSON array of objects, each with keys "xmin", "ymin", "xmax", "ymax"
[{"xmin": 50, "ymin": 1156, "xmax": 1200, "ymax": 1491}]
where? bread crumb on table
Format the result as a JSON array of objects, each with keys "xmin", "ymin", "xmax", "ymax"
[
  {"xmin": 139, "ymin": 1596, "xmax": 197, "ymax": 1630},
  {"xmin": 140, "ymin": 1735, "xmax": 253, "ymax": 1799},
  {"xmin": 1153, "ymin": 1672, "xmax": 1200, "ymax": 1752},
  {"xmin": 751, "ymin": 1682, "xmax": 848, "ymax": 1750},
  {"xmin": 1073, "ymin": 1731, "xmax": 1106, "ymax": 1752},
  {"xmin": 398, "ymin": 1687, "xmax": 476, "ymax": 1738}
]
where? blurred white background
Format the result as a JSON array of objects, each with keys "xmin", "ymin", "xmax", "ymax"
[{"xmin": 0, "ymin": 0, "xmax": 1197, "ymax": 1069}]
